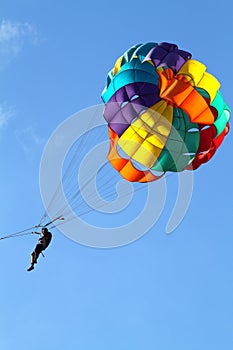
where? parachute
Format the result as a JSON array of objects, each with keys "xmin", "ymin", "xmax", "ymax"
[
  {"xmin": 1, "ymin": 42, "xmax": 230, "ymax": 244},
  {"xmin": 101, "ymin": 42, "xmax": 230, "ymax": 182}
]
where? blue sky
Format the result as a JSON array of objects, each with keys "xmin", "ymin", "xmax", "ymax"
[{"xmin": 0, "ymin": 1, "xmax": 233, "ymax": 349}]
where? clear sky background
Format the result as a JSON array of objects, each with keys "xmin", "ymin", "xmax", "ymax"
[{"xmin": 0, "ymin": 1, "xmax": 232, "ymax": 349}]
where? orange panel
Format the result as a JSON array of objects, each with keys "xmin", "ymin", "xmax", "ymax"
[
  {"xmin": 158, "ymin": 70, "xmax": 215, "ymax": 125},
  {"xmin": 107, "ymin": 126, "xmax": 163, "ymax": 182}
]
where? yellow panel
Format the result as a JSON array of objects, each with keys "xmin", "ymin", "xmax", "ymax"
[
  {"xmin": 157, "ymin": 66, "xmax": 165, "ymax": 73},
  {"xmin": 146, "ymin": 59, "xmax": 155, "ymax": 67},
  {"xmin": 131, "ymin": 140, "xmax": 161, "ymax": 168},
  {"xmin": 131, "ymin": 123, "xmax": 149, "ymax": 139},
  {"xmin": 147, "ymin": 133, "xmax": 167, "ymax": 148},
  {"xmin": 132, "ymin": 101, "xmax": 172, "ymax": 145},
  {"xmin": 156, "ymin": 122, "xmax": 172, "ymax": 137},
  {"xmin": 119, "ymin": 124, "xmax": 142, "ymax": 143},
  {"xmin": 113, "ymin": 55, "xmax": 123, "ymax": 76},
  {"xmin": 132, "ymin": 118, "xmax": 145, "ymax": 130},
  {"xmin": 177, "ymin": 60, "xmax": 220, "ymax": 102},
  {"xmin": 118, "ymin": 100, "xmax": 173, "ymax": 168},
  {"xmin": 177, "ymin": 60, "xmax": 206, "ymax": 85},
  {"xmin": 140, "ymin": 100, "xmax": 173, "ymax": 130},
  {"xmin": 128, "ymin": 123, "xmax": 167, "ymax": 148},
  {"xmin": 197, "ymin": 71, "xmax": 220, "ymax": 102},
  {"xmin": 118, "ymin": 128, "xmax": 144, "ymax": 158},
  {"xmin": 138, "ymin": 109, "xmax": 157, "ymax": 128},
  {"xmin": 138, "ymin": 102, "xmax": 167, "ymax": 129}
]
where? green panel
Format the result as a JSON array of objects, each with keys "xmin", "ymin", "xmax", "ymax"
[
  {"xmin": 151, "ymin": 108, "xmax": 200, "ymax": 172},
  {"xmin": 195, "ymin": 87, "xmax": 210, "ymax": 100},
  {"xmin": 211, "ymin": 91, "xmax": 225, "ymax": 116},
  {"xmin": 106, "ymin": 69, "xmax": 114, "ymax": 88},
  {"xmin": 133, "ymin": 42, "xmax": 157, "ymax": 62},
  {"xmin": 122, "ymin": 44, "xmax": 141, "ymax": 64},
  {"xmin": 102, "ymin": 59, "xmax": 159, "ymax": 103},
  {"xmin": 152, "ymin": 151, "xmax": 195, "ymax": 172},
  {"xmin": 214, "ymin": 109, "xmax": 230, "ymax": 136},
  {"xmin": 211, "ymin": 91, "xmax": 231, "ymax": 136},
  {"xmin": 105, "ymin": 45, "xmax": 156, "ymax": 90}
]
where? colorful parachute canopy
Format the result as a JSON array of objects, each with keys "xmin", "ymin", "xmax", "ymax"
[{"xmin": 101, "ymin": 42, "xmax": 230, "ymax": 182}]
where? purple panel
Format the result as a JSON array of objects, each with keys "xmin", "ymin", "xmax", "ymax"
[
  {"xmin": 160, "ymin": 52, "xmax": 186, "ymax": 73},
  {"xmin": 144, "ymin": 46, "xmax": 168, "ymax": 66},
  {"xmin": 103, "ymin": 82, "xmax": 161, "ymax": 136},
  {"xmin": 108, "ymin": 82, "xmax": 160, "ymax": 105},
  {"xmin": 176, "ymin": 48, "xmax": 192, "ymax": 61},
  {"xmin": 144, "ymin": 42, "xmax": 192, "ymax": 73},
  {"xmin": 159, "ymin": 42, "xmax": 179, "ymax": 51},
  {"xmin": 105, "ymin": 103, "xmax": 140, "ymax": 136}
]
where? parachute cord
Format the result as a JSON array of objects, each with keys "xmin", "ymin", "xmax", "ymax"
[
  {"xmin": 43, "ymin": 215, "xmax": 65, "ymax": 228},
  {"xmin": 40, "ymin": 105, "xmax": 101, "ymax": 225},
  {"xmin": 0, "ymin": 224, "xmax": 41, "ymax": 241},
  {"xmin": 51, "ymin": 180, "xmax": 147, "ymax": 226},
  {"xmin": 38, "ymin": 172, "xmax": 173, "ymax": 231},
  {"xmin": 0, "ymin": 216, "xmax": 65, "ymax": 241},
  {"xmin": 43, "ymin": 163, "xmax": 110, "ymax": 223},
  {"xmin": 38, "ymin": 212, "xmax": 48, "ymax": 227},
  {"xmin": 51, "ymin": 172, "xmax": 174, "ymax": 226}
]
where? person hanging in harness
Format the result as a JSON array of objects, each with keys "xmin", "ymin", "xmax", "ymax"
[{"xmin": 27, "ymin": 227, "xmax": 52, "ymax": 271}]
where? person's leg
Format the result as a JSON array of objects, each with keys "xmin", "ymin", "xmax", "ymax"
[
  {"xmin": 27, "ymin": 245, "xmax": 43, "ymax": 271},
  {"xmin": 33, "ymin": 244, "xmax": 43, "ymax": 263},
  {"xmin": 31, "ymin": 251, "xmax": 37, "ymax": 264}
]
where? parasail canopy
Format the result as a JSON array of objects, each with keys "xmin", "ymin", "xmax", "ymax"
[{"xmin": 101, "ymin": 42, "xmax": 230, "ymax": 182}]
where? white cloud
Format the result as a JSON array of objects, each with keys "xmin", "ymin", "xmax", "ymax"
[
  {"xmin": 15, "ymin": 125, "xmax": 46, "ymax": 153},
  {"xmin": 0, "ymin": 19, "xmax": 39, "ymax": 68},
  {"xmin": 0, "ymin": 104, "xmax": 14, "ymax": 128}
]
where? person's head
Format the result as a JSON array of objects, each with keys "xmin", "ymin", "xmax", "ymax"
[{"xmin": 42, "ymin": 227, "xmax": 48, "ymax": 235}]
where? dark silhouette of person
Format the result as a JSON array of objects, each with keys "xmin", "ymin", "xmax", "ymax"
[{"xmin": 27, "ymin": 227, "xmax": 52, "ymax": 271}]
